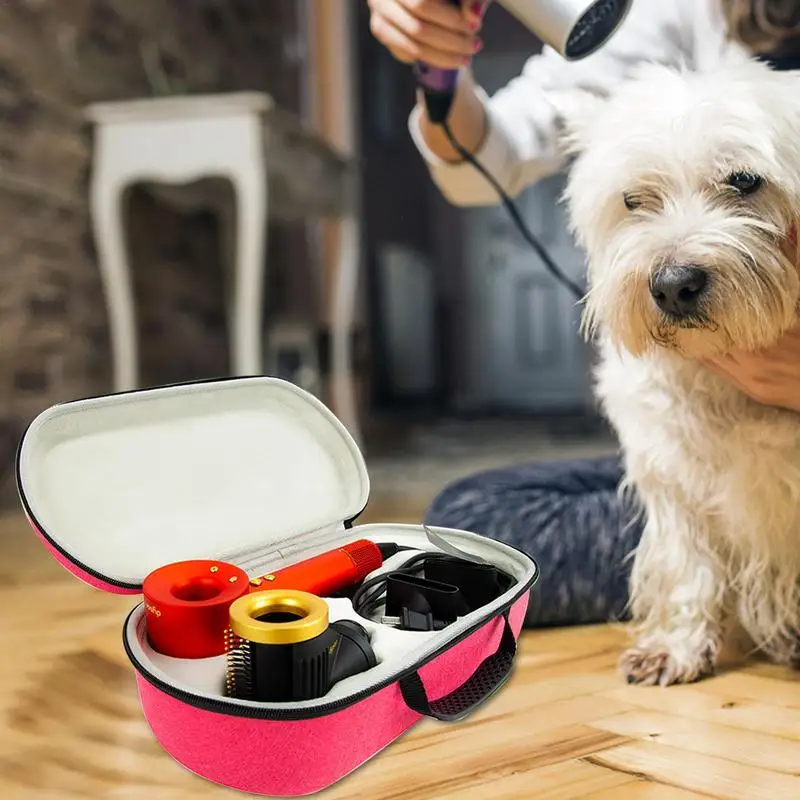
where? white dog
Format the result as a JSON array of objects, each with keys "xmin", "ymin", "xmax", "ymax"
[{"xmin": 554, "ymin": 56, "xmax": 800, "ymax": 686}]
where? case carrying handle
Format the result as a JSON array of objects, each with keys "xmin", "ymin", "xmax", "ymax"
[{"xmin": 398, "ymin": 612, "xmax": 517, "ymax": 722}]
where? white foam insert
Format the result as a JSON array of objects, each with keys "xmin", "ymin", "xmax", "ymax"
[
  {"xmin": 141, "ymin": 596, "xmax": 437, "ymax": 699},
  {"xmin": 17, "ymin": 378, "xmax": 370, "ymax": 586},
  {"xmin": 125, "ymin": 524, "xmax": 538, "ymax": 711}
]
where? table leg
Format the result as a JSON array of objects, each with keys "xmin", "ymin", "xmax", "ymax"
[
  {"xmin": 229, "ymin": 164, "xmax": 268, "ymax": 377},
  {"xmin": 330, "ymin": 213, "xmax": 362, "ymax": 447},
  {"xmin": 90, "ymin": 166, "xmax": 138, "ymax": 392}
]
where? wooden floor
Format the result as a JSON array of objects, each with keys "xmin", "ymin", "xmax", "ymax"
[{"xmin": 2, "ymin": 506, "xmax": 800, "ymax": 800}]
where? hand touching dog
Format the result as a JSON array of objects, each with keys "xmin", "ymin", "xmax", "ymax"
[{"xmin": 706, "ymin": 320, "xmax": 800, "ymax": 413}]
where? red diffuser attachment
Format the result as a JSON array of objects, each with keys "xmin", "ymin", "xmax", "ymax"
[{"xmin": 142, "ymin": 540, "xmax": 383, "ymax": 658}]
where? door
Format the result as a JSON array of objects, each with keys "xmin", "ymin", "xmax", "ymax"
[{"xmin": 455, "ymin": 51, "xmax": 593, "ymax": 413}]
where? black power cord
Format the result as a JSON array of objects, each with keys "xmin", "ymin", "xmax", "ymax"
[
  {"xmin": 376, "ymin": 542, "xmax": 415, "ymax": 560},
  {"xmin": 423, "ymin": 89, "xmax": 586, "ymax": 301}
]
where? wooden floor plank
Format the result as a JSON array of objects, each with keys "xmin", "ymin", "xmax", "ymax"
[
  {"xmin": 591, "ymin": 709, "xmax": 800, "ymax": 774},
  {"xmin": 425, "ymin": 759, "xmax": 636, "ymax": 800},
  {"xmin": 582, "ymin": 781, "xmax": 715, "ymax": 799},
  {"xmin": 600, "ymin": 684, "xmax": 800, "ymax": 741},
  {"xmin": 692, "ymin": 671, "xmax": 800, "ymax": 709},
  {"xmin": 588, "ymin": 740, "xmax": 800, "ymax": 800}
]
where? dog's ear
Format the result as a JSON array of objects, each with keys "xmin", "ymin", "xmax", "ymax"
[{"xmin": 549, "ymin": 88, "xmax": 608, "ymax": 155}]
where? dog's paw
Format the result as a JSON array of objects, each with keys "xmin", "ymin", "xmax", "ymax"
[
  {"xmin": 771, "ymin": 638, "xmax": 800, "ymax": 671},
  {"xmin": 620, "ymin": 644, "xmax": 716, "ymax": 687}
]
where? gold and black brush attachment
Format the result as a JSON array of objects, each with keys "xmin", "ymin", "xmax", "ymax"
[
  {"xmin": 224, "ymin": 628, "xmax": 253, "ymax": 699},
  {"xmin": 224, "ymin": 589, "xmax": 377, "ymax": 703}
]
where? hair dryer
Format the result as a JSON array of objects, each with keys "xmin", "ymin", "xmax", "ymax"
[
  {"xmin": 415, "ymin": 0, "xmax": 633, "ymax": 122},
  {"xmin": 142, "ymin": 539, "xmax": 383, "ymax": 659},
  {"xmin": 501, "ymin": 0, "xmax": 633, "ymax": 60}
]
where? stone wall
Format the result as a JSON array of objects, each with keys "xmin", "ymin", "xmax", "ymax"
[{"xmin": 0, "ymin": 0, "xmax": 306, "ymax": 504}]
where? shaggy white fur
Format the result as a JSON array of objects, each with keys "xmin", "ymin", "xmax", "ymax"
[{"xmin": 555, "ymin": 54, "xmax": 800, "ymax": 686}]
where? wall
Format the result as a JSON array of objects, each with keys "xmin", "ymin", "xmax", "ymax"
[
  {"xmin": 307, "ymin": 0, "xmax": 369, "ymax": 436},
  {"xmin": 0, "ymin": 0, "xmax": 307, "ymax": 504},
  {"xmin": 356, "ymin": 4, "xmax": 544, "ymax": 409},
  {"xmin": 429, "ymin": 12, "xmax": 547, "ymax": 410},
  {"xmin": 355, "ymin": 2, "xmax": 439, "ymax": 408}
]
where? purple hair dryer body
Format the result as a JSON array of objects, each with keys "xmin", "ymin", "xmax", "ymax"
[{"xmin": 413, "ymin": 0, "xmax": 472, "ymax": 122}]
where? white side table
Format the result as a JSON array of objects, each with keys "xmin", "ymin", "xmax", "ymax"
[
  {"xmin": 85, "ymin": 92, "xmax": 272, "ymax": 393},
  {"xmin": 85, "ymin": 92, "xmax": 363, "ymax": 446}
]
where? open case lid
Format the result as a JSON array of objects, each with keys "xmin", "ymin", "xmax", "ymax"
[{"xmin": 16, "ymin": 377, "xmax": 371, "ymax": 590}]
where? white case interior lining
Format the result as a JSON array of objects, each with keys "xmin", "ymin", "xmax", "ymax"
[
  {"xmin": 17, "ymin": 377, "xmax": 537, "ymax": 711},
  {"xmin": 17, "ymin": 377, "xmax": 370, "ymax": 586}
]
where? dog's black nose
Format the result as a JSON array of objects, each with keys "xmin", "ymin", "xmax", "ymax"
[{"xmin": 650, "ymin": 265, "xmax": 708, "ymax": 319}]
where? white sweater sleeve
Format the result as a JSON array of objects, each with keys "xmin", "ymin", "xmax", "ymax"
[{"xmin": 408, "ymin": 0, "xmax": 698, "ymax": 206}]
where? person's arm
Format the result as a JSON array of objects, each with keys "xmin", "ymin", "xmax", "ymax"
[{"xmin": 409, "ymin": 0, "xmax": 697, "ymax": 206}]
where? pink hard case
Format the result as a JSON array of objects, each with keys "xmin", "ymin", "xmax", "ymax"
[{"xmin": 16, "ymin": 377, "xmax": 538, "ymax": 797}]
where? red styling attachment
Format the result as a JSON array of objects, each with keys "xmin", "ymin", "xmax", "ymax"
[{"xmin": 142, "ymin": 539, "xmax": 383, "ymax": 659}]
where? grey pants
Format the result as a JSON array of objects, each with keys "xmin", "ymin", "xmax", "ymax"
[{"xmin": 423, "ymin": 456, "xmax": 644, "ymax": 628}]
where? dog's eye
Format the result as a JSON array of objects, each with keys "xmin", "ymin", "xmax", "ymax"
[
  {"xmin": 726, "ymin": 172, "xmax": 763, "ymax": 194},
  {"xmin": 623, "ymin": 193, "xmax": 641, "ymax": 211}
]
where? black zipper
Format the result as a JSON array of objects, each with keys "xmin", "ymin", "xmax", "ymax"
[{"xmin": 122, "ymin": 562, "xmax": 538, "ymax": 721}]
